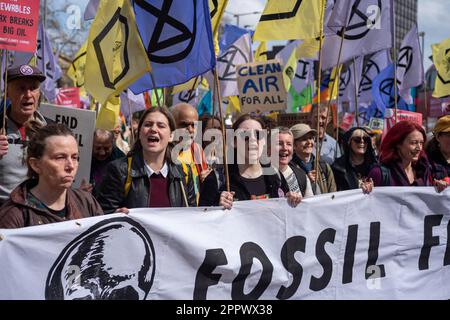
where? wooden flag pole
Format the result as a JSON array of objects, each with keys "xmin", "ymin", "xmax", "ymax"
[
  {"xmin": 2, "ymin": 49, "xmax": 9, "ymax": 135},
  {"xmin": 213, "ymin": 67, "xmax": 230, "ymax": 192},
  {"xmin": 314, "ymin": 0, "xmax": 326, "ymax": 190},
  {"xmin": 352, "ymin": 57, "xmax": 360, "ymax": 126},
  {"xmin": 149, "ymin": 73, "xmax": 162, "ymax": 108}
]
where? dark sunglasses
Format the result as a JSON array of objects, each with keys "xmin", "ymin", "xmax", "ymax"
[
  {"xmin": 236, "ymin": 129, "xmax": 265, "ymax": 141},
  {"xmin": 352, "ymin": 136, "xmax": 370, "ymax": 144}
]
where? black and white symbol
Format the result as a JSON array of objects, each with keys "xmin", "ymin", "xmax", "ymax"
[
  {"xmin": 45, "ymin": 217, "xmax": 156, "ymax": 300},
  {"xmin": 259, "ymin": 0, "xmax": 303, "ymax": 21},
  {"xmin": 93, "ymin": 7, "xmax": 130, "ymax": 89},
  {"xmin": 337, "ymin": 0, "xmax": 382, "ymax": 40},
  {"xmin": 339, "ymin": 68, "xmax": 351, "ymax": 96},
  {"xmin": 134, "ymin": 0, "xmax": 197, "ymax": 64},
  {"xmin": 295, "ymin": 60, "xmax": 310, "ymax": 80},
  {"xmin": 397, "ymin": 45, "xmax": 413, "ymax": 85},
  {"xmin": 218, "ymin": 45, "xmax": 249, "ymax": 81},
  {"xmin": 359, "ymin": 58, "xmax": 380, "ymax": 93},
  {"xmin": 379, "ymin": 78, "xmax": 396, "ymax": 108},
  {"xmin": 179, "ymin": 89, "xmax": 197, "ymax": 103},
  {"xmin": 19, "ymin": 65, "xmax": 34, "ymax": 76}
]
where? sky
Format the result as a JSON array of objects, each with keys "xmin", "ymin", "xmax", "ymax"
[{"xmin": 53, "ymin": 0, "xmax": 449, "ymax": 71}]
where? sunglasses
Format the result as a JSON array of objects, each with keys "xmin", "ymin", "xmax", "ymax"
[
  {"xmin": 236, "ymin": 129, "xmax": 265, "ymax": 141},
  {"xmin": 352, "ymin": 136, "xmax": 370, "ymax": 144}
]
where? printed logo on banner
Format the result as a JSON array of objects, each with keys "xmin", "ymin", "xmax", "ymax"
[
  {"xmin": 259, "ymin": 0, "xmax": 303, "ymax": 21},
  {"xmin": 71, "ymin": 51, "xmax": 87, "ymax": 87},
  {"xmin": 92, "ymin": 8, "xmax": 130, "ymax": 89},
  {"xmin": 336, "ymin": 0, "xmax": 382, "ymax": 39},
  {"xmin": 379, "ymin": 78, "xmax": 399, "ymax": 108},
  {"xmin": 45, "ymin": 217, "xmax": 156, "ymax": 300},
  {"xmin": 36, "ymin": 38, "xmax": 55, "ymax": 80},
  {"xmin": 437, "ymin": 48, "xmax": 450, "ymax": 85},
  {"xmin": 218, "ymin": 45, "xmax": 250, "ymax": 81},
  {"xmin": 134, "ymin": 0, "xmax": 196, "ymax": 64},
  {"xmin": 359, "ymin": 58, "xmax": 381, "ymax": 94}
]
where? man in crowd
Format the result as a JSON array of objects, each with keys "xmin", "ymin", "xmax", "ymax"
[
  {"xmin": 310, "ymin": 104, "xmax": 341, "ymax": 165},
  {"xmin": 0, "ymin": 65, "xmax": 49, "ymax": 206},
  {"xmin": 90, "ymin": 129, "xmax": 125, "ymax": 194},
  {"xmin": 170, "ymin": 103, "xmax": 208, "ymax": 204}
]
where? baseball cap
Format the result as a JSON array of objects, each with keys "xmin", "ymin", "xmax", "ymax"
[
  {"xmin": 433, "ymin": 115, "xmax": 450, "ymax": 134},
  {"xmin": 5, "ymin": 64, "xmax": 46, "ymax": 83},
  {"xmin": 290, "ymin": 123, "xmax": 317, "ymax": 140}
]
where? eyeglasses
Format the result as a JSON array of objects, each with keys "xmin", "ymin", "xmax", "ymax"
[
  {"xmin": 352, "ymin": 136, "xmax": 370, "ymax": 144},
  {"xmin": 236, "ymin": 129, "xmax": 265, "ymax": 142}
]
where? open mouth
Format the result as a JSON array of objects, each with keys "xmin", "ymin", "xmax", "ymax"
[
  {"xmin": 21, "ymin": 102, "xmax": 34, "ymax": 108},
  {"xmin": 147, "ymin": 136, "xmax": 160, "ymax": 143},
  {"xmin": 279, "ymin": 152, "xmax": 289, "ymax": 160}
]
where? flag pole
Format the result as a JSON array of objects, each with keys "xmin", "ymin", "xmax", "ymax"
[
  {"xmin": 314, "ymin": 0, "xmax": 326, "ymax": 190},
  {"xmin": 392, "ymin": 0, "xmax": 398, "ymax": 123},
  {"xmin": 149, "ymin": 72, "xmax": 162, "ymax": 108},
  {"xmin": 352, "ymin": 57, "xmax": 360, "ymax": 126},
  {"xmin": 212, "ymin": 74, "xmax": 217, "ymax": 116},
  {"xmin": 419, "ymin": 31, "xmax": 428, "ymax": 131},
  {"xmin": 213, "ymin": 68, "xmax": 230, "ymax": 192},
  {"xmin": 2, "ymin": 49, "xmax": 8, "ymax": 135}
]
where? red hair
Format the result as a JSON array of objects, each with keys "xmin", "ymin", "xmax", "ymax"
[{"xmin": 380, "ymin": 120, "xmax": 427, "ymax": 165}]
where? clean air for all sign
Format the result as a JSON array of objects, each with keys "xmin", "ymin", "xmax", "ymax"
[
  {"xmin": 0, "ymin": 0, "xmax": 40, "ymax": 52},
  {"xmin": 237, "ymin": 59, "xmax": 286, "ymax": 113}
]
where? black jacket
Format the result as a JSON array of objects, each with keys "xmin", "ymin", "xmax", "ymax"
[
  {"xmin": 199, "ymin": 164, "xmax": 289, "ymax": 206},
  {"xmin": 96, "ymin": 151, "xmax": 197, "ymax": 213},
  {"xmin": 426, "ymin": 138, "xmax": 450, "ymax": 180},
  {"xmin": 331, "ymin": 127, "xmax": 378, "ymax": 191}
]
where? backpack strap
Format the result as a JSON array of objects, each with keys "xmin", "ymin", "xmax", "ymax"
[{"xmin": 124, "ymin": 156, "xmax": 133, "ymax": 198}]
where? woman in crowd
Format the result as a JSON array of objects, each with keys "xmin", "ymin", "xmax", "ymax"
[
  {"xmin": 367, "ymin": 120, "xmax": 447, "ymax": 192},
  {"xmin": 0, "ymin": 123, "xmax": 103, "ymax": 228},
  {"xmin": 426, "ymin": 115, "xmax": 450, "ymax": 181},
  {"xmin": 96, "ymin": 107, "xmax": 197, "ymax": 213},
  {"xmin": 199, "ymin": 114, "xmax": 301, "ymax": 209},
  {"xmin": 289, "ymin": 123, "xmax": 337, "ymax": 195},
  {"xmin": 332, "ymin": 127, "xmax": 378, "ymax": 191},
  {"xmin": 275, "ymin": 127, "xmax": 314, "ymax": 198}
]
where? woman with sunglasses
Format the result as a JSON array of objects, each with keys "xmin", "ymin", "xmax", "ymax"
[
  {"xmin": 331, "ymin": 127, "xmax": 377, "ymax": 192},
  {"xmin": 367, "ymin": 120, "xmax": 447, "ymax": 192},
  {"xmin": 199, "ymin": 114, "xmax": 301, "ymax": 209},
  {"xmin": 96, "ymin": 107, "xmax": 197, "ymax": 213}
]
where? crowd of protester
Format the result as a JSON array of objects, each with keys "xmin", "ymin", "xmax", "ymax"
[{"xmin": 0, "ymin": 65, "xmax": 449, "ymax": 229}]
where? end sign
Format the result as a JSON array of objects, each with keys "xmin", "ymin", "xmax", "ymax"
[{"xmin": 237, "ymin": 59, "xmax": 286, "ymax": 114}]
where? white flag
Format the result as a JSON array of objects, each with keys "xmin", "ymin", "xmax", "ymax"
[
  {"xmin": 321, "ymin": 0, "xmax": 393, "ymax": 70},
  {"xmin": 216, "ymin": 33, "xmax": 253, "ymax": 97},
  {"xmin": 292, "ymin": 58, "xmax": 314, "ymax": 93},
  {"xmin": 172, "ymin": 88, "xmax": 200, "ymax": 107},
  {"xmin": 120, "ymin": 90, "xmax": 146, "ymax": 123},
  {"xmin": 340, "ymin": 57, "xmax": 364, "ymax": 102},
  {"xmin": 396, "ymin": 25, "xmax": 424, "ymax": 95},
  {"xmin": 358, "ymin": 49, "xmax": 391, "ymax": 103},
  {"xmin": 37, "ymin": 22, "xmax": 61, "ymax": 103}
]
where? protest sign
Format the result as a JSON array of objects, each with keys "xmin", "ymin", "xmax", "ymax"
[
  {"xmin": 237, "ymin": 60, "xmax": 286, "ymax": 114},
  {"xmin": 39, "ymin": 103, "xmax": 95, "ymax": 188},
  {"xmin": 0, "ymin": 0, "xmax": 40, "ymax": 52},
  {"xmin": 369, "ymin": 117, "xmax": 384, "ymax": 132},
  {"xmin": 1, "ymin": 188, "xmax": 450, "ymax": 299},
  {"xmin": 55, "ymin": 87, "xmax": 81, "ymax": 108},
  {"xmin": 277, "ymin": 112, "xmax": 311, "ymax": 128}
]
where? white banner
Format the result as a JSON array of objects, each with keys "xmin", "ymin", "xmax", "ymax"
[
  {"xmin": 1, "ymin": 188, "xmax": 450, "ymax": 300},
  {"xmin": 39, "ymin": 104, "xmax": 96, "ymax": 188}
]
